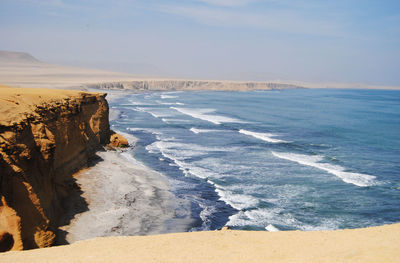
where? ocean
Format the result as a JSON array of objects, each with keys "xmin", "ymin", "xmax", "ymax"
[{"xmin": 108, "ymin": 88, "xmax": 400, "ymax": 232}]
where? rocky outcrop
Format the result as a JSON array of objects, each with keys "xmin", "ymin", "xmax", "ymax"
[
  {"xmin": 0, "ymin": 87, "xmax": 111, "ymax": 250},
  {"xmin": 87, "ymin": 80, "xmax": 304, "ymax": 91},
  {"xmin": 108, "ymin": 132, "xmax": 129, "ymax": 148}
]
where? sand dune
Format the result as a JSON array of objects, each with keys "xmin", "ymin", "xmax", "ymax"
[
  {"xmin": 0, "ymin": 51, "xmax": 136, "ymax": 89},
  {"xmin": 1, "ymin": 223, "xmax": 399, "ymax": 262}
]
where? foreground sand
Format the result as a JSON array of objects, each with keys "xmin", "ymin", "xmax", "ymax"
[
  {"xmin": 0, "ymin": 84, "xmax": 101, "ymax": 125},
  {"xmin": 1, "ymin": 223, "xmax": 399, "ymax": 262}
]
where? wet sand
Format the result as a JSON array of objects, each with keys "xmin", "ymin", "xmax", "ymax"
[{"xmin": 60, "ymin": 148, "xmax": 194, "ymax": 243}]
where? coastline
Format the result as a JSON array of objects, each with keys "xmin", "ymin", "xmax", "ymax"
[
  {"xmin": 1, "ymin": 78, "xmax": 399, "ymax": 260},
  {"xmin": 1, "ymin": 223, "xmax": 399, "ymax": 262}
]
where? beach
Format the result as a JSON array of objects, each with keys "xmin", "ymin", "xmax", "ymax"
[{"xmin": 60, "ymin": 148, "xmax": 194, "ymax": 243}]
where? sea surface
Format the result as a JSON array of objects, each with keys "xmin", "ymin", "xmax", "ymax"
[{"xmin": 109, "ymin": 88, "xmax": 400, "ymax": 232}]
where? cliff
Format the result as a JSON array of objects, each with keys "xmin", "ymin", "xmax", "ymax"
[
  {"xmin": 0, "ymin": 85, "xmax": 111, "ymax": 251},
  {"xmin": 87, "ymin": 80, "xmax": 304, "ymax": 91}
]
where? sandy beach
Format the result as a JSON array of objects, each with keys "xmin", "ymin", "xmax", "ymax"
[{"xmin": 60, "ymin": 148, "xmax": 194, "ymax": 243}]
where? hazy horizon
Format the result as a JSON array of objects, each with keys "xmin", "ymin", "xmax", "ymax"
[{"xmin": 1, "ymin": 0, "xmax": 399, "ymax": 85}]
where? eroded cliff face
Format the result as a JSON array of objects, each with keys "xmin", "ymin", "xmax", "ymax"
[
  {"xmin": 87, "ymin": 80, "xmax": 304, "ymax": 91},
  {"xmin": 0, "ymin": 87, "xmax": 110, "ymax": 250}
]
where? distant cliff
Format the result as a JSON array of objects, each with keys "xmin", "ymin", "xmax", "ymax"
[
  {"xmin": 87, "ymin": 80, "xmax": 304, "ymax": 91},
  {"xmin": 0, "ymin": 86, "xmax": 111, "ymax": 251}
]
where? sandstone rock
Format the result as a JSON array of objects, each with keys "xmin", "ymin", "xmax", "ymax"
[
  {"xmin": 108, "ymin": 132, "xmax": 129, "ymax": 148},
  {"xmin": 0, "ymin": 86, "xmax": 111, "ymax": 250}
]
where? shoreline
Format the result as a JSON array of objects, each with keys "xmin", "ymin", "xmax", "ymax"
[
  {"xmin": 60, "ymin": 144, "xmax": 194, "ymax": 243},
  {"xmin": 103, "ymin": 88, "xmax": 399, "ymax": 233}
]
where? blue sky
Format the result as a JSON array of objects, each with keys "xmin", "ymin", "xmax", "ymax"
[{"xmin": 1, "ymin": 0, "xmax": 399, "ymax": 85}]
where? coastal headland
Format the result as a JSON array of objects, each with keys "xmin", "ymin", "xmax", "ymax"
[{"xmin": 0, "ymin": 85, "xmax": 123, "ymax": 250}]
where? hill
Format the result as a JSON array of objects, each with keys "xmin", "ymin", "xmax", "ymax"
[{"xmin": 0, "ymin": 51, "xmax": 42, "ymax": 64}]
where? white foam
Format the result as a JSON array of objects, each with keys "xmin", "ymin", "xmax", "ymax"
[
  {"xmin": 128, "ymin": 99, "xmax": 154, "ymax": 105},
  {"xmin": 208, "ymin": 182, "xmax": 259, "ymax": 211},
  {"xmin": 156, "ymin": 100, "xmax": 185, "ymax": 106},
  {"xmin": 148, "ymin": 112, "xmax": 163, "ymax": 118},
  {"xmin": 61, "ymin": 151, "xmax": 181, "ymax": 243},
  {"xmin": 162, "ymin": 118, "xmax": 190, "ymax": 123},
  {"xmin": 189, "ymin": 128, "xmax": 222, "ymax": 134},
  {"xmin": 147, "ymin": 140, "xmax": 233, "ymax": 159},
  {"xmin": 171, "ymin": 107, "xmax": 243, "ymax": 125},
  {"xmin": 227, "ymin": 208, "xmax": 305, "ymax": 230},
  {"xmin": 271, "ymin": 151, "xmax": 376, "ymax": 187},
  {"xmin": 146, "ymin": 140, "xmax": 235, "ymax": 180},
  {"xmin": 135, "ymin": 107, "xmax": 175, "ymax": 119},
  {"xmin": 227, "ymin": 208, "xmax": 280, "ymax": 228},
  {"xmin": 239, "ymin": 129, "xmax": 289, "ymax": 143},
  {"xmin": 216, "ymin": 189, "xmax": 259, "ymax": 210},
  {"xmin": 198, "ymin": 203, "xmax": 217, "ymax": 230},
  {"xmin": 127, "ymin": 127, "xmax": 162, "ymax": 136},
  {"xmin": 156, "ymin": 100, "xmax": 174, "ymax": 105},
  {"xmin": 132, "ymin": 107, "xmax": 146, "ymax": 112},
  {"xmin": 161, "ymin": 95, "xmax": 178, "ymax": 99},
  {"xmin": 265, "ymin": 224, "xmax": 280, "ymax": 232}
]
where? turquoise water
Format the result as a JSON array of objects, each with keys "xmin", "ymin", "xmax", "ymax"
[{"xmin": 110, "ymin": 89, "xmax": 400, "ymax": 232}]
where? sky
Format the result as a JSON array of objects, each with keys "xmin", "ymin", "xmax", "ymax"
[{"xmin": 1, "ymin": 0, "xmax": 400, "ymax": 85}]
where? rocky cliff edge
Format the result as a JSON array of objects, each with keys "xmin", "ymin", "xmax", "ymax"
[{"xmin": 0, "ymin": 85, "xmax": 112, "ymax": 251}]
